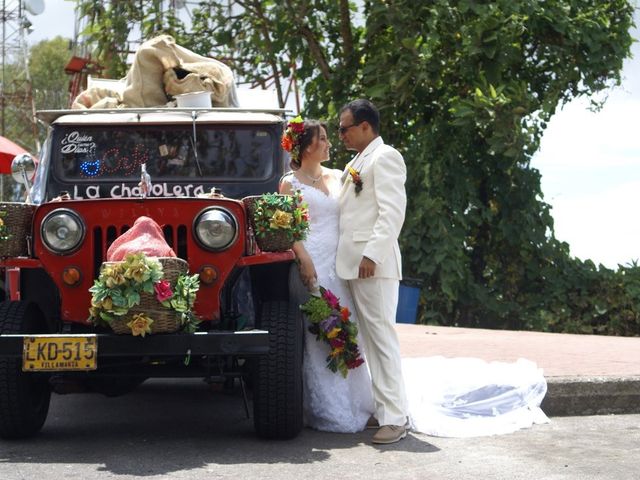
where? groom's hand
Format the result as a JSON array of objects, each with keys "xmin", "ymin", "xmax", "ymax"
[{"xmin": 358, "ymin": 257, "xmax": 376, "ymax": 278}]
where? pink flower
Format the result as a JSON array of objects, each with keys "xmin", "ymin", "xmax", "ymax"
[
  {"xmin": 322, "ymin": 289, "xmax": 340, "ymax": 309},
  {"xmin": 154, "ymin": 280, "xmax": 173, "ymax": 302}
]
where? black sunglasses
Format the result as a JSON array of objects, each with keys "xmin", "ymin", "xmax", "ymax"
[{"xmin": 338, "ymin": 122, "xmax": 361, "ymax": 135}]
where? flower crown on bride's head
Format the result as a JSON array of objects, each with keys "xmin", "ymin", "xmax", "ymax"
[{"xmin": 281, "ymin": 115, "xmax": 305, "ymax": 164}]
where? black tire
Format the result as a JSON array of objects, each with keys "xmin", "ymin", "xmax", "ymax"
[
  {"xmin": 0, "ymin": 301, "xmax": 51, "ymax": 439},
  {"xmin": 253, "ymin": 301, "xmax": 303, "ymax": 439}
]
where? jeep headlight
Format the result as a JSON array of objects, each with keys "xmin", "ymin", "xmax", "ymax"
[
  {"xmin": 194, "ymin": 208, "xmax": 237, "ymax": 251},
  {"xmin": 41, "ymin": 209, "xmax": 85, "ymax": 254}
]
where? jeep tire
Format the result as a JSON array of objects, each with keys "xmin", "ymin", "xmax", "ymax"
[
  {"xmin": 0, "ymin": 301, "xmax": 51, "ymax": 439},
  {"xmin": 253, "ymin": 301, "xmax": 303, "ymax": 439}
]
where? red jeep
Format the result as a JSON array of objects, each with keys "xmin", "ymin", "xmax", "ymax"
[{"xmin": 0, "ymin": 107, "xmax": 303, "ymax": 440}]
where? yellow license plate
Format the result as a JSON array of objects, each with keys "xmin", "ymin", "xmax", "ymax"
[{"xmin": 22, "ymin": 336, "xmax": 97, "ymax": 372}]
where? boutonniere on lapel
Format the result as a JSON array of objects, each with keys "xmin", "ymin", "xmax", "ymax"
[{"xmin": 348, "ymin": 167, "xmax": 363, "ymax": 196}]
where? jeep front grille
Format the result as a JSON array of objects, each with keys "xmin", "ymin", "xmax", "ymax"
[{"xmin": 91, "ymin": 224, "xmax": 189, "ymax": 277}]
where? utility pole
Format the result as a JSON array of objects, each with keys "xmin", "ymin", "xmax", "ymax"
[
  {"xmin": 0, "ymin": 0, "xmax": 41, "ymax": 201},
  {"xmin": 0, "ymin": 0, "xmax": 39, "ymax": 151}
]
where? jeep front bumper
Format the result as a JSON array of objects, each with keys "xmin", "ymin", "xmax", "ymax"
[{"xmin": 0, "ymin": 330, "xmax": 269, "ymax": 361}]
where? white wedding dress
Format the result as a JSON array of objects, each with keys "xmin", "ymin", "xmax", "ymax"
[
  {"xmin": 289, "ymin": 171, "xmax": 375, "ymax": 433},
  {"xmin": 288, "ymin": 171, "xmax": 549, "ymax": 437}
]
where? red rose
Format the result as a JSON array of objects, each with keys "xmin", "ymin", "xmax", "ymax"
[{"xmin": 154, "ymin": 280, "xmax": 173, "ymax": 302}]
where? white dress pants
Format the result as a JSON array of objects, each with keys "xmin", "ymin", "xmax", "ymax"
[{"xmin": 349, "ymin": 277, "xmax": 408, "ymax": 426}]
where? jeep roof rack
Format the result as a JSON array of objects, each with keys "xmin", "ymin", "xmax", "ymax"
[{"xmin": 36, "ymin": 106, "xmax": 290, "ymax": 126}]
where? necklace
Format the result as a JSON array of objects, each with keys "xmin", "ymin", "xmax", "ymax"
[{"xmin": 298, "ymin": 169, "xmax": 322, "ymax": 184}]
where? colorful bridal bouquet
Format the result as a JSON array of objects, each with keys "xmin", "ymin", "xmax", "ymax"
[
  {"xmin": 89, "ymin": 252, "xmax": 200, "ymax": 336},
  {"xmin": 251, "ymin": 190, "xmax": 310, "ymax": 242},
  {"xmin": 300, "ymin": 287, "xmax": 365, "ymax": 378}
]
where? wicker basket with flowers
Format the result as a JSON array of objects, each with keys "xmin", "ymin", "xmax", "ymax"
[
  {"xmin": 89, "ymin": 252, "xmax": 200, "ymax": 336},
  {"xmin": 243, "ymin": 190, "xmax": 309, "ymax": 252},
  {"xmin": 0, "ymin": 202, "xmax": 37, "ymax": 258}
]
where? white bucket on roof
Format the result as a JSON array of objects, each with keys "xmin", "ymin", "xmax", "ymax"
[{"xmin": 175, "ymin": 91, "xmax": 212, "ymax": 108}]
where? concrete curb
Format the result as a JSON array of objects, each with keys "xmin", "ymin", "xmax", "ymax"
[{"xmin": 543, "ymin": 376, "xmax": 640, "ymax": 416}]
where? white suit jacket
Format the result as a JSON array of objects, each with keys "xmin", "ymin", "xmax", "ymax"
[{"xmin": 336, "ymin": 137, "xmax": 406, "ymax": 280}]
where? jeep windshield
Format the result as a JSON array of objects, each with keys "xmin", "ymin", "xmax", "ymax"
[
  {"xmin": 53, "ymin": 124, "xmax": 275, "ymax": 181},
  {"xmin": 34, "ymin": 110, "xmax": 287, "ymax": 201}
]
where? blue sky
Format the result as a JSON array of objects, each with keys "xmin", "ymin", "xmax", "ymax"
[{"xmin": 27, "ymin": 1, "xmax": 640, "ymax": 269}]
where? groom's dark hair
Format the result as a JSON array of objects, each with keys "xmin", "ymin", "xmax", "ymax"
[{"xmin": 341, "ymin": 99, "xmax": 380, "ymax": 134}]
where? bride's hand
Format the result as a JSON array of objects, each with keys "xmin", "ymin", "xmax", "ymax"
[{"xmin": 296, "ymin": 253, "xmax": 318, "ymax": 289}]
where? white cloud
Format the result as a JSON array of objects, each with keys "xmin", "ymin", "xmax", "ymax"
[
  {"xmin": 531, "ymin": 13, "xmax": 640, "ymax": 268},
  {"xmin": 550, "ymin": 181, "xmax": 640, "ymax": 269},
  {"xmin": 534, "ymin": 96, "xmax": 640, "ymax": 170}
]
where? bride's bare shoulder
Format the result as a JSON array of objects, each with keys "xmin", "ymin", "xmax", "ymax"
[{"xmin": 279, "ymin": 171, "xmax": 295, "ymax": 194}]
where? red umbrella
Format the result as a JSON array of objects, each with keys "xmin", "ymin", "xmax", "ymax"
[{"xmin": 0, "ymin": 135, "xmax": 31, "ymax": 174}]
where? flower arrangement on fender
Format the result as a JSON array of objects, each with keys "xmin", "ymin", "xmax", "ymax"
[
  {"xmin": 300, "ymin": 287, "xmax": 365, "ymax": 377},
  {"xmin": 281, "ymin": 115, "xmax": 305, "ymax": 164},
  {"xmin": 89, "ymin": 252, "xmax": 200, "ymax": 336},
  {"xmin": 348, "ymin": 167, "xmax": 363, "ymax": 195},
  {"xmin": 252, "ymin": 190, "xmax": 309, "ymax": 242},
  {"xmin": 0, "ymin": 210, "xmax": 10, "ymax": 242}
]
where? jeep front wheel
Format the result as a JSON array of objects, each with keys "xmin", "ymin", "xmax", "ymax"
[
  {"xmin": 0, "ymin": 301, "xmax": 51, "ymax": 439},
  {"xmin": 253, "ymin": 301, "xmax": 303, "ymax": 439}
]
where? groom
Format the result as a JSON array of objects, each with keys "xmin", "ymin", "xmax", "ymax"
[{"xmin": 336, "ymin": 99, "xmax": 409, "ymax": 444}]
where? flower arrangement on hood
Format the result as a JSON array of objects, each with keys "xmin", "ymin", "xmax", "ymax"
[
  {"xmin": 89, "ymin": 252, "xmax": 200, "ymax": 336},
  {"xmin": 252, "ymin": 190, "xmax": 309, "ymax": 242},
  {"xmin": 300, "ymin": 286, "xmax": 365, "ymax": 377},
  {"xmin": 280, "ymin": 115, "xmax": 305, "ymax": 164}
]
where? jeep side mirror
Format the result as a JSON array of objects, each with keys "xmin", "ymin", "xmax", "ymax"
[{"xmin": 11, "ymin": 153, "xmax": 36, "ymax": 202}]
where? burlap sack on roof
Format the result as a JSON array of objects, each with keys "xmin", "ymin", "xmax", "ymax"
[
  {"xmin": 72, "ymin": 35, "xmax": 238, "ymax": 109},
  {"xmin": 163, "ymin": 62, "xmax": 232, "ymax": 103},
  {"xmin": 71, "ymin": 87, "xmax": 120, "ymax": 110}
]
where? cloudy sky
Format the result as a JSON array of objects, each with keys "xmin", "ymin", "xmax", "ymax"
[
  {"xmin": 25, "ymin": 1, "xmax": 640, "ymax": 269},
  {"xmin": 531, "ymin": 12, "xmax": 640, "ymax": 269}
]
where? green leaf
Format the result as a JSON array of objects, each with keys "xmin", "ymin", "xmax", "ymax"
[{"xmin": 365, "ymin": 83, "xmax": 388, "ymax": 99}]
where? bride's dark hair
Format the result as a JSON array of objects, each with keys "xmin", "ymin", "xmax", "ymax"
[{"xmin": 289, "ymin": 119, "xmax": 327, "ymax": 170}]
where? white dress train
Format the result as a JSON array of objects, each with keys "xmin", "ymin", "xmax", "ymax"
[{"xmin": 403, "ymin": 356, "xmax": 549, "ymax": 437}]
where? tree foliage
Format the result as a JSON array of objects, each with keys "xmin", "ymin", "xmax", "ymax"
[
  {"xmin": 1, "ymin": 36, "xmax": 71, "ymax": 165},
  {"xmin": 75, "ymin": 0, "xmax": 640, "ymax": 334},
  {"xmin": 30, "ymin": 36, "xmax": 72, "ymax": 111},
  {"xmin": 76, "ymin": 0, "xmax": 188, "ymax": 78}
]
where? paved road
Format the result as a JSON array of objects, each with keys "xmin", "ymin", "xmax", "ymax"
[{"xmin": 1, "ymin": 379, "xmax": 639, "ymax": 480}]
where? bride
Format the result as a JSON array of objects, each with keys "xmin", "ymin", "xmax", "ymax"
[
  {"xmin": 279, "ymin": 116, "xmax": 548, "ymax": 437},
  {"xmin": 279, "ymin": 118, "xmax": 375, "ymax": 433}
]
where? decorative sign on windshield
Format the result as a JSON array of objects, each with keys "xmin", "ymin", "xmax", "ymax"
[
  {"xmin": 77, "ymin": 146, "xmax": 149, "ymax": 178},
  {"xmin": 61, "ymin": 131, "xmax": 96, "ymax": 155},
  {"xmin": 69, "ymin": 183, "xmax": 209, "ymax": 199},
  {"xmin": 55, "ymin": 126, "xmax": 275, "ymax": 188}
]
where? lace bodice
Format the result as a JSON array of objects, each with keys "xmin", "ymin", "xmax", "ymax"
[{"xmin": 289, "ymin": 172, "xmax": 341, "ymax": 283}]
